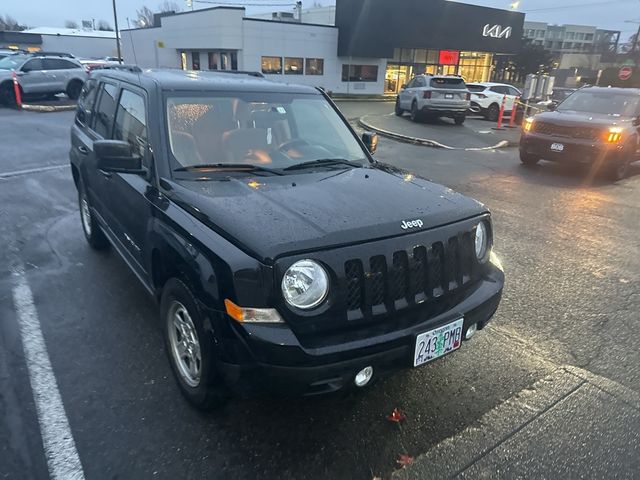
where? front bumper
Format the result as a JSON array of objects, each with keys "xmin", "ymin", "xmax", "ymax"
[
  {"xmin": 520, "ymin": 133, "xmax": 625, "ymax": 164},
  {"xmin": 211, "ymin": 262, "xmax": 504, "ymax": 397}
]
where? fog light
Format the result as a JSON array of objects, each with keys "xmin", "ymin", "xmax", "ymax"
[
  {"xmin": 465, "ymin": 323, "xmax": 478, "ymax": 340},
  {"xmin": 354, "ymin": 366, "xmax": 374, "ymax": 387}
]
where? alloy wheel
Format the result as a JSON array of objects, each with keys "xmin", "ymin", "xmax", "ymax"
[{"xmin": 167, "ymin": 300, "xmax": 202, "ymax": 388}]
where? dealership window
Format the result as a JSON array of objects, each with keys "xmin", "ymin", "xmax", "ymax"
[
  {"xmin": 305, "ymin": 58, "xmax": 323, "ymax": 75},
  {"xmin": 284, "ymin": 57, "xmax": 303, "ymax": 75},
  {"xmin": 458, "ymin": 52, "xmax": 493, "ymax": 83},
  {"xmin": 192, "ymin": 52, "xmax": 200, "ymax": 70},
  {"xmin": 341, "ymin": 64, "xmax": 378, "ymax": 82},
  {"xmin": 261, "ymin": 56, "xmax": 282, "ymax": 74},
  {"xmin": 180, "ymin": 52, "xmax": 187, "ymax": 70}
]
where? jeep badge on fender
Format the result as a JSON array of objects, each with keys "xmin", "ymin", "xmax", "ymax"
[{"xmin": 70, "ymin": 68, "xmax": 505, "ymax": 410}]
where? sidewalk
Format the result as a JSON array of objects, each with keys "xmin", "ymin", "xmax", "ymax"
[
  {"xmin": 360, "ymin": 113, "xmax": 521, "ymax": 150},
  {"xmin": 393, "ymin": 366, "xmax": 640, "ymax": 479}
]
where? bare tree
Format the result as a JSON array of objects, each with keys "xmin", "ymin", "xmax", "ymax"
[
  {"xmin": 158, "ymin": 1, "xmax": 182, "ymax": 12},
  {"xmin": 0, "ymin": 14, "xmax": 27, "ymax": 31},
  {"xmin": 97, "ymin": 19, "xmax": 113, "ymax": 31},
  {"xmin": 135, "ymin": 6, "xmax": 155, "ymax": 28},
  {"xmin": 65, "ymin": 20, "xmax": 79, "ymax": 29}
]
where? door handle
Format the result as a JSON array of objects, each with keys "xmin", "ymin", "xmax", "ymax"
[{"xmin": 77, "ymin": 145, "xmax": 89, "ymax": 155}]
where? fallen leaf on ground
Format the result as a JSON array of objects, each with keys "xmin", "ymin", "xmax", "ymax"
[
  {"xmin": 396, "ymin": 454, "xmax": 414, "ymax": 466},
  {"xmin": 387, "ymin": 408, "xmax": 406, "ymax": 423}
]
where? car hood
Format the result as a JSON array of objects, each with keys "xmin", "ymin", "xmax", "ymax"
[
  {"xmin": 168, "ymin": 164, "xmax": 487, "ymax": 263},
  {"xmin": 536, "ymin": 110, "xmax": 633, "ymax": 128}
]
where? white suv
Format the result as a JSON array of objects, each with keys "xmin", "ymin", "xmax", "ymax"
[
  {"xmin": 467, "ymin": 82, "xmax": 521, "ymax": 121},
  {"xmin": 395, "ymin": 75, "xmax": 470, "ymax": 125}
]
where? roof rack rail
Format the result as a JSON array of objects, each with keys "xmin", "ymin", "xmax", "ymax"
[
  {"xmin": 215, "ymin": 70, "xmax": 264, "ymax": 78},
  {"xmin": 102, "ymin": 64, "xmax": 143, "ymax": 73},
  {"xmin": 28, "ymin": 51, "xmax": 75, "ymax": 58}
]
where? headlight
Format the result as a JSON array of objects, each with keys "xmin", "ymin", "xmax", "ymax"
[
  {"xmin": 474, "ymin": 221, "xmax": 490, "ymax": 262},
  {"xmin": 523, "ymin": 117, "xmax": 534, "ymax": 132},
  {"xmin": 281, "ymin": 259, "xmax": 329, "ymax": 309}
]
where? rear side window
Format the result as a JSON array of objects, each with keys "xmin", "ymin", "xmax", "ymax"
[
  {"xmin": 93, "ymin": 82, "xmax": 119, "ymax": 138},
  {"xmin": 76, "ymin": 79, "xmax": 98, "ymax": 127},
  {"xmin": 44, "ymin": 58, "xmax": 81, "ymax": 70},
  {"xmin": 114, "ymin": 89, "xmax": 148, "ymax": 160},
  {"xmin": 430, "ymin": 77, "xmax": 466, "ymax": 89},
  {"xmin": 415, "ymin": 77, "xmax": 426, "ymax": 87},
  {"xmin": 490, "ymin": 86, "xmax": 508, "ymax": 95},
  {"xmin": 467, "ymin": 84, "xmax": 486, "ymax": 92}
]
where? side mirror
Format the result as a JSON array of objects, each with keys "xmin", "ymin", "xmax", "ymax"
[
  {"xmin": 362, "ymin": 131, "xmax": 378, "ymax": 155},
  {"xmin": 94, "ymin": 140, "xmax": 144, "ymax": 173},
  {"xmin": 400, "ymin": 84, "xmax": 406, "ymax": 90},
  {"xmin": 547, "ymin": 102, "xmax": 557, "ymax": 112}
]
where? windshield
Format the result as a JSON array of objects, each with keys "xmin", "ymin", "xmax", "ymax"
[
  {"xmin": 558, "ymin": 90, "xmax": 640, "ymax": 116},
  {"xmin": 166, "ymin": 92, "xmax": 369, "ymax": 174},
  {"xmin": 0, "ymin": 55, "xmax": 27, "ymax": 70}
]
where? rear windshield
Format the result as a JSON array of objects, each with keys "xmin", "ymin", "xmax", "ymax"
[
  {"xmin": 466, "ymin": 84, "xmax": 486, "ymax": 92},
  {"xmin": 558, "ymin": 90, "xmax": 640, "ymax": 116},
  {"xmin": 430, "ymin": 77, "xmax": 466, "ymax": 89}
]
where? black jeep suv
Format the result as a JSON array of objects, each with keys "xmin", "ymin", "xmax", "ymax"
[
  {"xmin": 520, "ymin": 86, "xmax": 640, "ymax": 180},
  {"xmin": 70, "ymin": 68, "xmax": 504, "ymax": 409}
]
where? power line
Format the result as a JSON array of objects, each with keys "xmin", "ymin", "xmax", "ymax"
[{"xmin": 524, "ymin": 0, "xmax": 638, "ymax": 13}]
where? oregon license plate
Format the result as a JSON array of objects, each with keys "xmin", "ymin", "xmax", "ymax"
[
  {"xmin": 414, "ymin": 318, "xmax": 464, "ymax": 367},
  {"xmin": 550, "ymin": 142, "xmax": 564, "ymax": 152}
]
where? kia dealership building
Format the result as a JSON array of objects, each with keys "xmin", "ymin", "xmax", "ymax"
[{"xmin": 121, "ymin": 0, "xmax": 524, "ymax": 96}]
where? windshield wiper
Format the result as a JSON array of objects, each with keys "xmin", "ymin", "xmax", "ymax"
[
  {"xmin": 173, "ymin": 163, "xmax": 282, "ymax": 175},
  {"xmin": 283, "ymin": 158, "xmax": 363, "ymax": 171}
]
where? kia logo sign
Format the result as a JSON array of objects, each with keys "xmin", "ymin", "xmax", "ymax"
[{"xmin": 483, "ymin": 24, "xmax": 512, "ymax": 39}]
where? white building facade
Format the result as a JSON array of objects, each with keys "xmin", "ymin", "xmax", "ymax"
[{"xmin": 121, "ymin": 1, "xmax": 523, "ymax": 96}]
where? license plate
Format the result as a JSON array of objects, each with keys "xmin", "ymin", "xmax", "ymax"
[
  {"xmin": 550, "ymin": 143, "xmax": 564, "ymax": 152},
  {"xmin": 445, "ymin": 93, "xmax": 454, "ymax": 99},
  {"xmin": 414, "ymin": 318, "xmax": 464, "ymax": 367}
]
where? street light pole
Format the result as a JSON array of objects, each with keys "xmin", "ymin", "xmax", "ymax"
[{"xmin": 112, "ymin": 0, "xmax": 122, "ymax": 63}]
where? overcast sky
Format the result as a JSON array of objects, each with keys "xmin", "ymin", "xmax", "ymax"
[{"xmin": 4, "ymin": 0, "xmax": 640, "ymax": 40}]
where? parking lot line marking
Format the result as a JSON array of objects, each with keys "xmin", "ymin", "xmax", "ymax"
[
  {"xmin": 11, "ymin": 260, "xmax": 85, "ymax": 480},
  {"xmin": 0, "ymin": 164, "xmax": 68, "ymax": 179}
]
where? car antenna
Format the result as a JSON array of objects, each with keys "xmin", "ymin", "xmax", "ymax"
[{"xmin": 125, "ymin": 18, "xmax": 141, "ymax": 81}]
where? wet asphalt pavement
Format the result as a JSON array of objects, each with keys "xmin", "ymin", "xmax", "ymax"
[{"xmin": 1, "ymin": 103, "xmax": 639, "ymax": 480}]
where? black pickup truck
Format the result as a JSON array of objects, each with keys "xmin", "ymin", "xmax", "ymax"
[{"xmin": 69, "ymin": 68, "xmax": 504, "ymax": 409}]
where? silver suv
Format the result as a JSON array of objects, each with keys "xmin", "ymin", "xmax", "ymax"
[
  {"xmin": 395, "ymin": 75, "xmax": 471, "ymax": 125},
  {"xmin": 0, "ymin": 53, "xmax": 87, "ymax": 105}
]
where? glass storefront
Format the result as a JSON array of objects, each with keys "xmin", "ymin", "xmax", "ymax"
[{"xmin": 384, "ymin": 48, "xmax": 493, "ymax": 94}]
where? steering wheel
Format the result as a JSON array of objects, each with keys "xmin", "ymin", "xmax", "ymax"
[{"xmin": 278, "ymin": 138, "xmax": 309, "ymax": 152}]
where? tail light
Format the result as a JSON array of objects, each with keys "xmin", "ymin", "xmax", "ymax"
[
  {"xmin": 466, "ymin": 92, "xmax": 471, "ymax": 100},
  {"xmin": 423, "ymin": 91, "xmax": 432, "ymax": 99}
]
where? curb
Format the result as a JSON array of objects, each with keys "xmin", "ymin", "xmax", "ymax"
[
  {"xmin": 358, "ymin": 116, "xmax": 516, "ymax": 151},
  {"xmin": 392, "ymin": 365, "xmax": 640, "ymax": 479},
  {"xmin": 21, "ymin": 104, "xmax": 77, "ymax": 113}
]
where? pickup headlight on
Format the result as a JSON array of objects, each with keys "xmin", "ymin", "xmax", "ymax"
[
  {"xmin": 282, "ymin": 259, "xmax": 329, "ymax": 309},
  {"xmin": 474, "ymin": 221, "xmax": 491, "ymax": 263}
]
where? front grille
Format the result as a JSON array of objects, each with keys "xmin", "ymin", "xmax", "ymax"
[
  {"xmin": 343, "ymin": 232, "xmax": 475, "ymax": 316},
  {"xmin": 533, "ymin": 121, "xmax": 600, "ymax": 140}
]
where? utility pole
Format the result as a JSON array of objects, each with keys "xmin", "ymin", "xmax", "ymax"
[{"xmin": 112, "ymin": 0, "xmax": 122, "ymax": 63}]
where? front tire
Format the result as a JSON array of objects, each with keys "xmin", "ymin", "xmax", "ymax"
[
  {"xmin": 454, "ymin": 115, "xmax": 466, "ymax": 125},
  {"xmin": 606, "ymin": 158, "xmax": 631, "ymax": 181},
  {"xmin": 0, "ymin": 81, "xmax": 17, "ymax": 107},
  {"xmin": 520, "ymin": 151, "xmax": 540, "ymax": 166},
  {"xmin": 394, "ymin": 98, "xmax": 403, "ymax": 116},
  {"xmin": 161, "ymin": 278, "xmax": 227, "ymax": 410},
  {"xmin": 78, "ymin": 179, "xmax": 109, "ymax": 249}
]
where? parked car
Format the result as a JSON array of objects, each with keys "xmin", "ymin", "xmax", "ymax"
[
  {"xmin": 520, "ymin": 86, "xmax": 640, "ymax": 180},
  {"xmin": 0, "ymin": 52, "xmax": 87, "ymax": 105},
  {"xmin": 70, "ymin": 68, "xmax": 504, "ymax": 409},
  {"xmin": 0, "ymin": 49, "xmax": 23, "ymax": 60},
  {"xmin": 467, "ymin": 82, "xmax": 521, "ymax": 121},
  {"xmin": 78, "ymin": 58, "xmax": 110, "ymax": 73},
  {"xmin": 395, "ymin": 75, "xmax": 471, "ymax": 125}
]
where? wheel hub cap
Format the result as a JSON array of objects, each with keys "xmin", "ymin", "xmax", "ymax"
[{"xmin": 167, "ymin": 301, "xmax": 202, "ymax": 388}]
